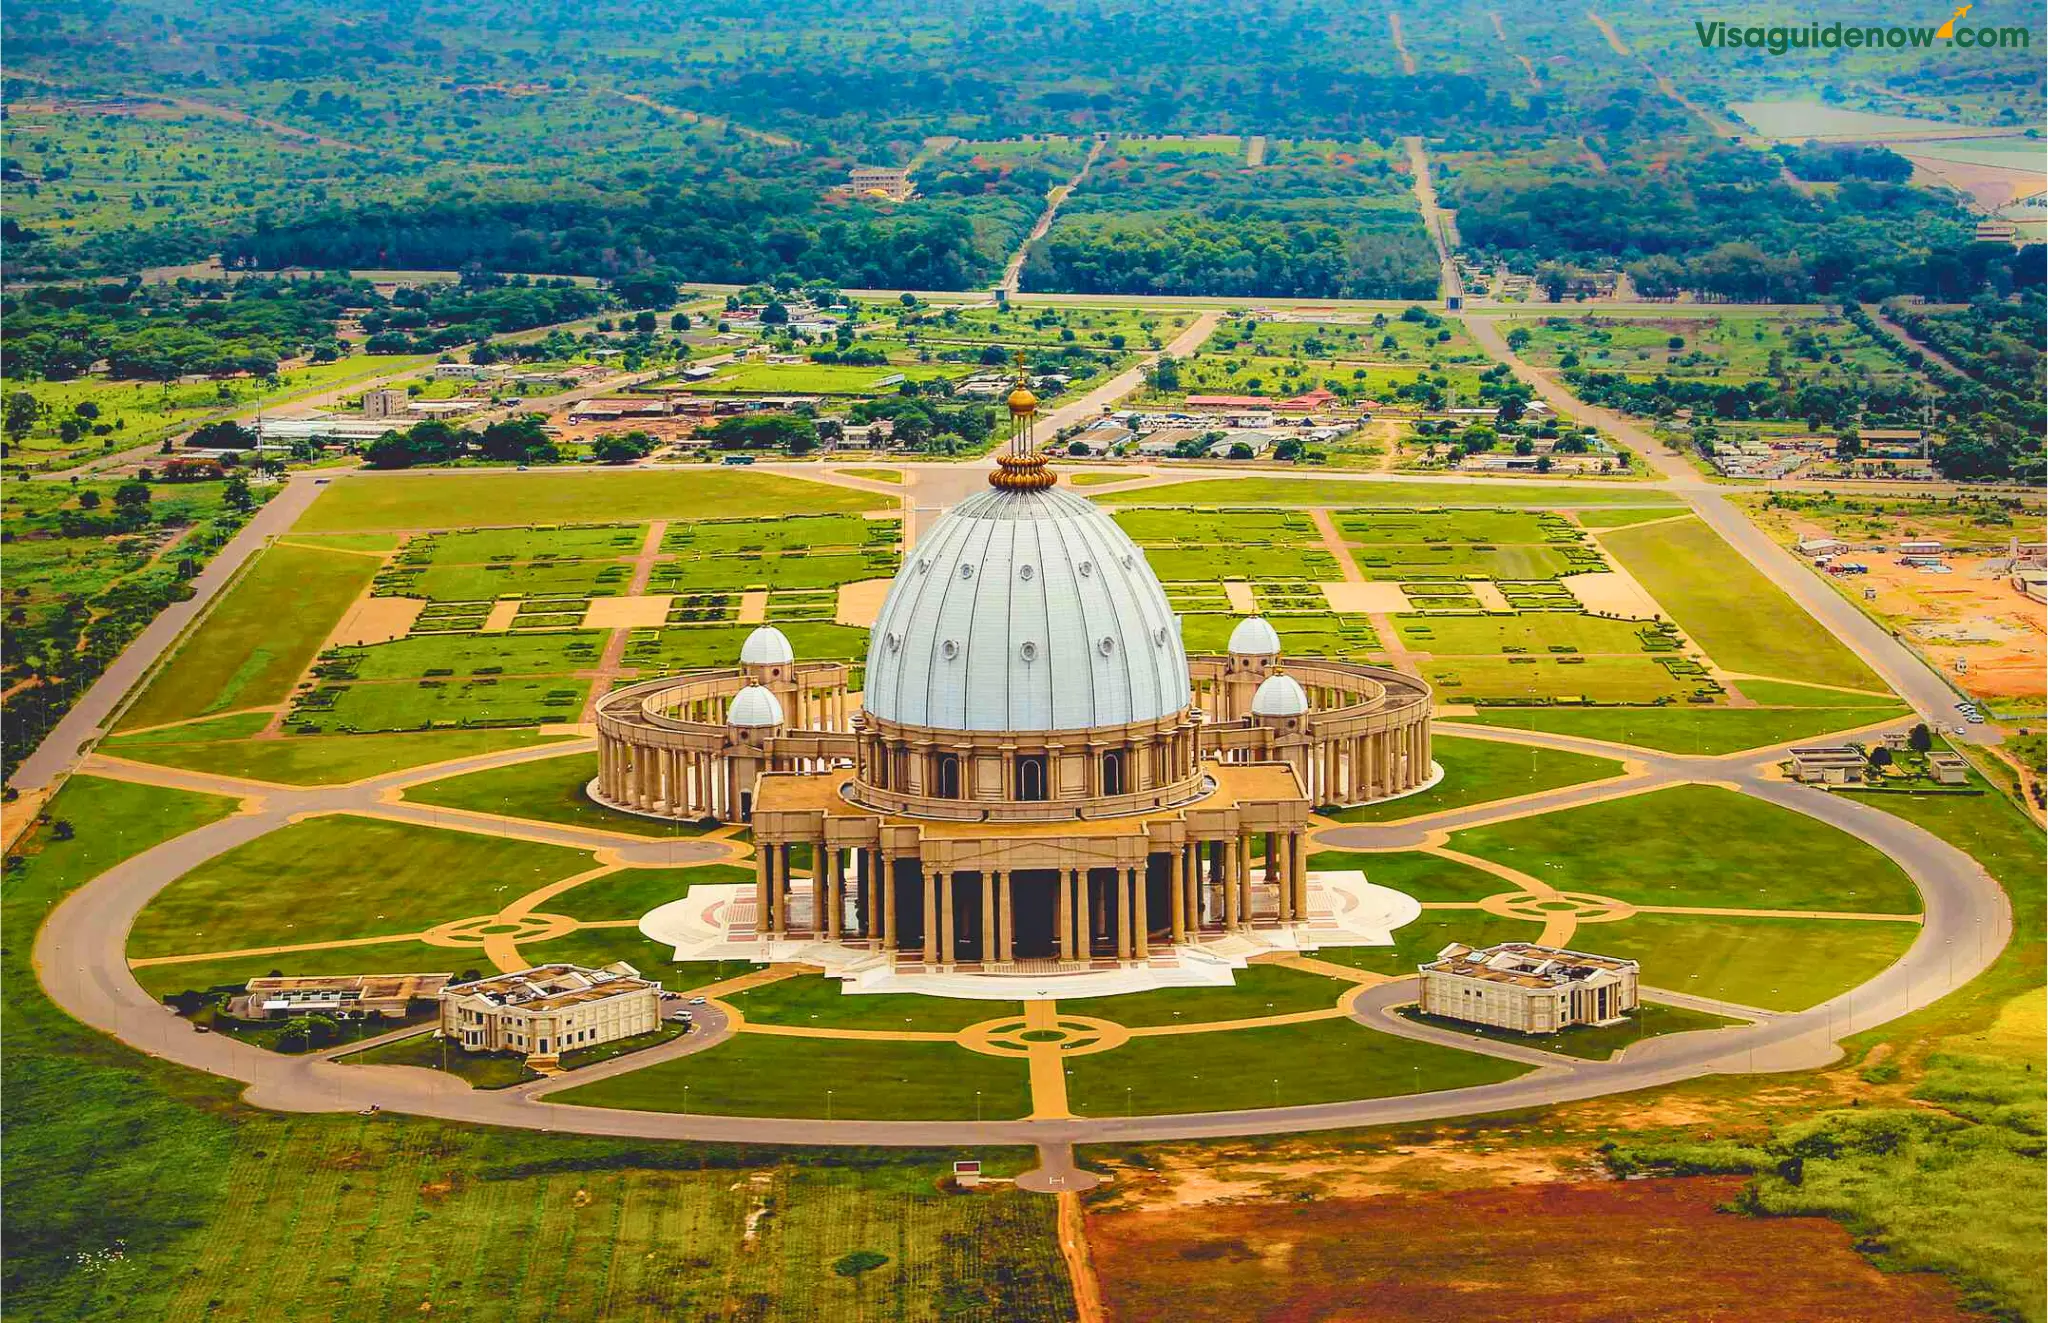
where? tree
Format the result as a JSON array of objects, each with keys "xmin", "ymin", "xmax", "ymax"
[
  {"xmin": 1227, "ymin": 441, "xmax": 1254, "ymax": 459},
  {"xmin": 1907, "ymin": 723, "xmax": 1933, "ymax": 753},
  {"xmin": 760, "ymin": 300, "xmax": 790, "ymax": 326},
  {"xmin": 613, "ymin": 271, "xmax": 678, "ymax": 309},
  {"xmin": 633, "ymin": 311, "xmax": 657, "ymax": 334},
  {"xmin": 1835, "ymin": 430, "xmax": 1863, "ymax": 461},
  {"xmin": 112, "ymin": 481, "xmax": 151, "ymax": 516},
  {"xmin": 1150, "ymin": 355, "xmax": 1180, "ymax": 391},
  {"xmin": 4, "ymin": 392, "xmax": 43, "ymax": 439},
  {"xmin": 1274, "ymin": 437, "xmax": 1304, "ymax": 462},
  {"xmin": 76, "ymin": 490, "xmax": 101, "ymax": 511},
  {"xmin": 1536, "ymin": 263, "xmax": 1572, "ymax": 303},
  {"xmin": 364, "ymin": 419, "xmax": 466, "ymax": 469},
  {"xmin": 669, "ymin": 313, "xmax": 691, "ymax": 332},
  {"xmin": 189, "ymin": 419, "xmax": 258, "ymax": 449},
  {"xmin": 222, "ymin": 474, "xmax": 255, "ymax": 513},
  {"xmin": 1868, "ymin": 745, "xmax": 1893, "ymax": 770},
  {"xmin": 477, "ymin": 416, "xmax": 557, "ymax": 464},
  {"xmin": 592, "ymin": 431, "xmax": 653, "ymax": 464},
  {"xmin": 1505, "ymin": 326, "xmax": 1532, "ymax": 353}
]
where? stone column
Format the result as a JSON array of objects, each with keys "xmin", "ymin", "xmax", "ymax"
[
  {"xmin": 1168, "ymin": 847, "xmax": 1186, "ymax": 943},
  {"xmin": 981, "ymin": 872, "xmax": 997, "ymax": 966},
  {"xmin": 940, "ymin": 870, "xmax": 956, "ymax": 966},
  {"xmin": 1292, "ymin": 829, "xmax": 1310, "ymax": 919},
  {"xmin": 999, "ymin": 870, "xmax": 1014, "ymax": 964},
  {"xmin": 1223, "ymin": 837, "xmax": 1240, "ymax": 930},
  {"xmin": 754, "ymin": 838, "xmax": 772, "ymax": 936},
  {"xmin": 1237, "ymin": 834, "xmax": 1254, "ymax": 927},
  {"xmin": 1058, "ymin": 866, "xmax": 1073, "ymax": 961},
  {"xmin": 921, "ymin": 864, "xmax": 938, "ymax": 964},
  {"xmin": 1131, "ymin": 866, "xmax": 1149, "ymax": 960},
  {"xmin": 1116, "ymin": 868, "xmax": 1133, "ymax": 960},
  {"xmin": 1274, "ymin": 832, "xmax": 1293, "ymax": 922},
  {"xmin": 881, "ymin": 851, "xmax": 898, "ymax": 952},
  {"xmin": 823, "ymin": 842, "xmax": 840, "ymax": 940}
]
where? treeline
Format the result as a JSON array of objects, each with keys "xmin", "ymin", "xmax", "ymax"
[
  {"xmin": 2, "ymin": 275, "xmax": 357, "ymax": 381},
  {"xmin": 223, "ymin": 189, "xmax": 1006, "ymax": 290},
  {"xmin": 1022, "ymin": 214, "xmax": 1437, "ymax": 299},
  {"xmin": 1777, "ymin": 141, "xmax": 1914, "ymax": 184},
  {"xmin": 1448, "ymin": 145, "xmax": 2030, "ymax": 303}
]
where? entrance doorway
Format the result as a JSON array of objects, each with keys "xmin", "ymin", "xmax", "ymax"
[{"xmin": 1010, "ymin": 870, "xmax": 1060, "ymax": 959}]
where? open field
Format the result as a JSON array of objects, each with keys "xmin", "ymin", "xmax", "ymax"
[
  {"xmin": 1062, "ymin": 1019, "xmax": 1530, "ymax": 1116},
  {"xmin": 1451, "ymin": 783, "xmax": 1922, "ymax": 913},
  {"xmin": 1311, "ymin": 850, "xmax": 1525, "ymax": 904},
  {"xmin": 1057, "ymin": 963, "xmax": 1352, "ymax": 1028},
  {"xmin": 292, "ymin": 471, "xmax": 884, "ymax": 533},
  {"xmin": 1095, "ymin": 480, "xmax": 1676, "ymax": 507},
  {"xmin": 1320, "ymin": 734, "xmax": 1625, "ymax": 822},
  {"xmin": 127, "ymin": 815, "xmax": 595, "ymax": 957},
  {"xmin": 403, "ymin": 752, "xmax": 712, "ymax": 837},
  {"xmin": 116, "ymin": 541, "xmax": 379, "ymax": 730},
  {"xmin": 1083, "ymin": 1176, "xmax": 1973, "ymax": 1322},
  {"xmin": 1422, "ymin": 655, "xmax": 1705, "ymax": 705},
  {"xmin": 1598, "ymin": 517, "xmax": 1887, "ymax": 692},
  {"xmin": 552, "ymin": 1033, "xmax": 1033, "ymax": 1120},
  {"xmin": 679, "ymin": 361, "xmax": 966, "ymax": 394},
  {"xmin": 1400, "ymin": 1001, "xmax": 1741, "ymax": 1060},
  {"xmin": 725, "ymin": 976, "xmax": 1013, "ymax": 1034},
  {"xmin": 1453, "ymin": 705, "xmax": 1909, "ymax": 755},
  {"xmin": 1500, "ymin": 309, "xmax": 1910, "ymax": 382},
  {"xmin": 99, "ymin": 725, "xmax": 575, "ymax": 784},
  {"xmin": 1586, "ymin": 913, "xmax": 1920, "ymax": 1012}
]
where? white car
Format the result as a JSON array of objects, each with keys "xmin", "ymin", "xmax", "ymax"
[
  {"xmin": 688, "ymin": 997, "xmax": 707, "ymax": 1006},
  {"xmin": 1967, "ymin": 714, "xmax": 1986, "ymax": 724}
]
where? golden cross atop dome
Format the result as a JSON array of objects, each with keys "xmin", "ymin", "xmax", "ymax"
[{"xmin": 990, "ymin": 349, "xmax": 1055, "ymax": 490}]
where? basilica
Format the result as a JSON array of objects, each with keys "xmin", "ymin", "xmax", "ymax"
[{"xmin": 595, "ymin": 380, "xmax": 1434, "ymax": 982}]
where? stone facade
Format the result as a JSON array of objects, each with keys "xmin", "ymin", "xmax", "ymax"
[
  {"xmin": 1418, "ymin": 942, "xmax": 1639, "ymax": 1034},
  {"xmin": 438, "ymin": 962, "xmax": 660, "ymax": 1060}
]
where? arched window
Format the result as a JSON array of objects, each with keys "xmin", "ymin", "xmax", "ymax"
[
  {"xmin": 1101, "ymin": 749, "xmax": 1125, "ymax": 796},
  {"xmin": 1017, "ymin": 754, "xmax": 1049, "ymax": 802},
  {"xmin": 936, "ymin": 752, "xmax": 962, "ymax": 799}
]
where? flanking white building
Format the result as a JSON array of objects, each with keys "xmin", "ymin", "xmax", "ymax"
[
  {"xmin": 438, "ymin": 962, "xmax": 660, "ymax": 1060},
  {"xmin": 1419, "ymin": 942, "xmax": 1639, "ymax": 1034}
]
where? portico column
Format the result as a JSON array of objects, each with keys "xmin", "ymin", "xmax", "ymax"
[
  {"xmin": 1168, "ymin": 848, "xmax": 1186, "ymax": 942},
  {"xmin": 1116, "ymin": 868, "xmax": 1133, "ymax": 960},
  {"xmin": 1223, "ymin": 837, "xmax": 1240, "ymax": 930},
  {"xmin": 881, "ymin": 851, "xmax": 899, "ymax": 952},
  {"xmin": 940, "ymin": 870, "xmax": 957, "ymax": 966},
  {"xmin": 981, "ymin": 872, "xmax": 997, "ymax": 966},
  {"xmin": 999, "ymin": 870, "xmax": 1014, "ymax": 964},
  {"xmin": 1058, "ymin": 866, "xmax": 1073, "ymax": 961},
  {"xmin": 1275, "ymin": 832, "xmax": 1293, "ymax": 922},
  {"xmin": 1132, "ymin": 865, "xmax": 1149, "ymax": 960},
  {"xmin": 922, "ymin": 865, "xmax": 939, "ymax": 964},
  {"xmin": 1292, "ymin": 829, "xmax": 1310, "ymax": 918},
  {"xmin": 1237, "ymin": 834, "xmax": 1254, "ymax": 927},
  {"xmin": 754, "ymin": 840, "xmax": 772, "ymax": 936},
  {"xmin": 823, "ymin": 840, "xmax": 840, "ymax": 940}
]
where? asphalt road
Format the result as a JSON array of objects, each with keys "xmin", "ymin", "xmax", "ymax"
[{"xmin": 34, "ymin": 716, "xmax": 2011, "ymax": 1151}]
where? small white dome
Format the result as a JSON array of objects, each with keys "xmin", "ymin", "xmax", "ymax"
[
  {"xmin": 1251, "ymin": 673, "xmax": 1310, "ymax": 718},
  {"xmin": 726, "ymin": 684, "xmax": 786, "ymax": 728},
  {"xmin": 1228, "ymin": 616, "xmax": 1282, "ymax": 656},
  {"xmin": 739, "ymin": 625, "xmax": 794, "ymax": 665}
]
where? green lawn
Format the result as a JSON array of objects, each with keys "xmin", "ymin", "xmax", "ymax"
[
  {"xmin": 1449, "ymin": 783, "xmax": 1921, "ymax": 913},
  {"xmin": 117, "ymin": 542, "xmax": 380, "ymax": 730},
  {"xmin": 1599, "ymin": 517, "xmax": 1885, "ymax": 690},
  {"xmin": 1096, "ymin": 480, "xmax": 1675, "ymax": 507},
  {"xmin": 1734, "ymin": 678, "xmax": 1902, "ymax": 708},
  {"xmin": 682, "ymin": 362, "xmax": 964, "ymax": 394},
  {"xmin": 1308, "ymin": 850, "xmax": 1519, "ymax": 903},
  {"xmin": 131, "ymin": 938, "xmax": 482, "ymax": 1000},
  {"xmin": 1588, "ymin": 913, "xmax": 1920, "ymax": 1012},
  {"xmin": 309, "ymin": 675, "xmax": 590, "ymax": 732},
  {"xmin": 1058, "ymin": 963, "xmax": 1352, "ymax": 1028},
  {"xmin": 725, "ymin": 976, "xmax": 1013, "ymax": 1033},
  {"xmin": 340, "ymin": 1031, "xmax": 537, "ymax": 1088},
  {"xmin": 1321, "ymin": 734, "xmax": 1624, "ymax": 821},
  {"xmin": 1452, "ymin": 705, "xmax": 1908, "ymax": 754},
  {"xmin": 1395, "ymin": 613, "xmax": 1659, "ymax": 656},
  {"xmin": 1572, "ymin": 507, "xmax": 1691, "ymax": 528},
  {"xmin": 552, "ymin": 1033, "xmax": 1032, "ymax": 1120},
  {"xmin": 127, "ymin": 816, "xmax": 597, "ymax": 958},
  {"xmin": 98, "ymin": 727, "xmax": 576, "ymax": 785},
  {"xmin": 545, "ymin": 865, "xmax": 748, "ymax": 922},
  {"xmin": 402, "ymin": 751, "xmax": 715, "ymax": 838},
  {"xmin": 1424, "ymin": 656, "xmax": 1701, "ymax": 704},
  {"xmin": 1398, "ymin": 1001, "xmax": 1742, "ymax": 1060},
  {"xmin": 1062, "ymin": 1018, "xmax": 1530, "ymax": 1115},
  {"xmin": 1296, "ymin": 913, "xmax": 1549, "ymax": 979},
  {"xmin": 337, "ymin": 631, "xmax": 605, "ymax": 680},
  {"xmin": 293, "ymin": 471, "xmax": 885, "ymax": 534}
]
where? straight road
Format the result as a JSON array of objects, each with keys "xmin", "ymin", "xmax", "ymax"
[{"xmin": 7, "ymin": 473, "xmax": 327, "ymax": 792}]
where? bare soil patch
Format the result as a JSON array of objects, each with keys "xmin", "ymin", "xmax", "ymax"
[{"xmin": 1087, "ymin": 1176, "xmax": 1972, "ymax": 1322}]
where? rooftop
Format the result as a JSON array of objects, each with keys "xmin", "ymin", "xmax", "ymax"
[
  {"xmin": 1423, "ymin": 941, "xmax": 1637, "ymax": 990},
  {"xmin": 444, "ymin": 962, "xmax": 655, "ymax": 1011}
]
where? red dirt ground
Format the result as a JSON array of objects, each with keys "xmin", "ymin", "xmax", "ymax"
[{"xmin": 1086, "ymin": 1176, "xmax": 1971, "ymax": 1323}]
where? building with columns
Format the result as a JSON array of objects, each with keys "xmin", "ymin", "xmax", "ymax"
[{"xmin": 594, "ymin": 376, "xmax": 1433, "ymax": 976}]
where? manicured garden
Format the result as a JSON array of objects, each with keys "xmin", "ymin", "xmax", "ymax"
[{"xmin": 1321, "ymin": 734, "xmax": 1624, "ymax": 822}]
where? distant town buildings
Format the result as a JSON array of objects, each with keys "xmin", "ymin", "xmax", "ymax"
[
  {"xmin": 438, "ymin": 962, "xmax": 661, "ymax": 1060},
  {"xmin": 1419, "ymin": 942, "xmax": 1640, "ymax": 1034},
  {"xmin": 839, "ymin": 166, "xmax": 915, "ymax": 201},
  {"xmin": 361, "ymin": 388, "xmax": 411, "ymax": 419}
]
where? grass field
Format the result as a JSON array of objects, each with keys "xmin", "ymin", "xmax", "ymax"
[
  {"xmin": 1310, "ymin": 849, "xmax": 1525, "ymax": 903},
  {"xmin": 552, "ymin": 1033, "xmax": 1033, "ymax": 1120},
  {"xmin": 342, "ymin": 1030, "xmax": 537, "ymax": 1088},
  {"xmin": 1395, "ymin": 613, "xmax": 1658, "ymax": 656},
  {"xmin": 1573, "ymin": 506, "xmax": 1689, "ymax": 528},
  {"xmin": 1454, "ymin": 704, "xmax": 1907, "ymax": 754},
  {"xmin": 680, "ymin": 362, "xmax": 965, "ymax": 394},
  {"xmin": 1734, "ymin": 678, "xmax": 1903, "ymax": 708},
  {"xmin": 98, "ymin": 727, "xmax": 574, "ymax": 785},
  {"xmin": 1450, "ymin": 783, "xmax": 1921, "ymax": 913},
  {"xmin": 725, "ymin": 976, "xmax": 1013, "ymax": 1033},
  {"xmin": 1058, "ymin": 963, "xmax": 1352, "ymax": 1028},
  {"xmin": 403, "ymin": 751, "xmax": 713, "ymax": 837},
  {"xmin": 1598, "ymin": 517, "xmax": 1885, "ymax": 691},
  {"xmin": 127, "ymin": 815, "xmax": 596, "ymax": 958},
  {"xmin": 1320, "ymin": 734, "xmax": 1624, "ymax": 822},
  {"xmin": 117, "ymin": 542, "xmax": 379, "ymax": 730},
  {"xmin": 1590, "ymin": 913, "xmax": 1921, "ymax": 1011},
  {"xmin": 1423, "ymin": 655, "xmax": 1701, "ymax": 704},
  {"xmin": 1095, "ymin": 480, "xmax": 1676, "ymax": 507},
  {"xmin": 293, "ymin": 471, "xmax": 884, "ymax": 533},
  {"xmin": 1061, "ymin": 1019, "xmax": 1530, "ymax": 1115}
]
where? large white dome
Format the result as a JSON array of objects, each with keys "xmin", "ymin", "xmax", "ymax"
[{"xmin": 862, "ymin": 486, "xmax": 1190, "ymax": 731}]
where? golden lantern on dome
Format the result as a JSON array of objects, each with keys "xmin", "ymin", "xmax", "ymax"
[{"xmin": 990, "ymin": 351, "xmax": 1055, "ymax": 491}]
